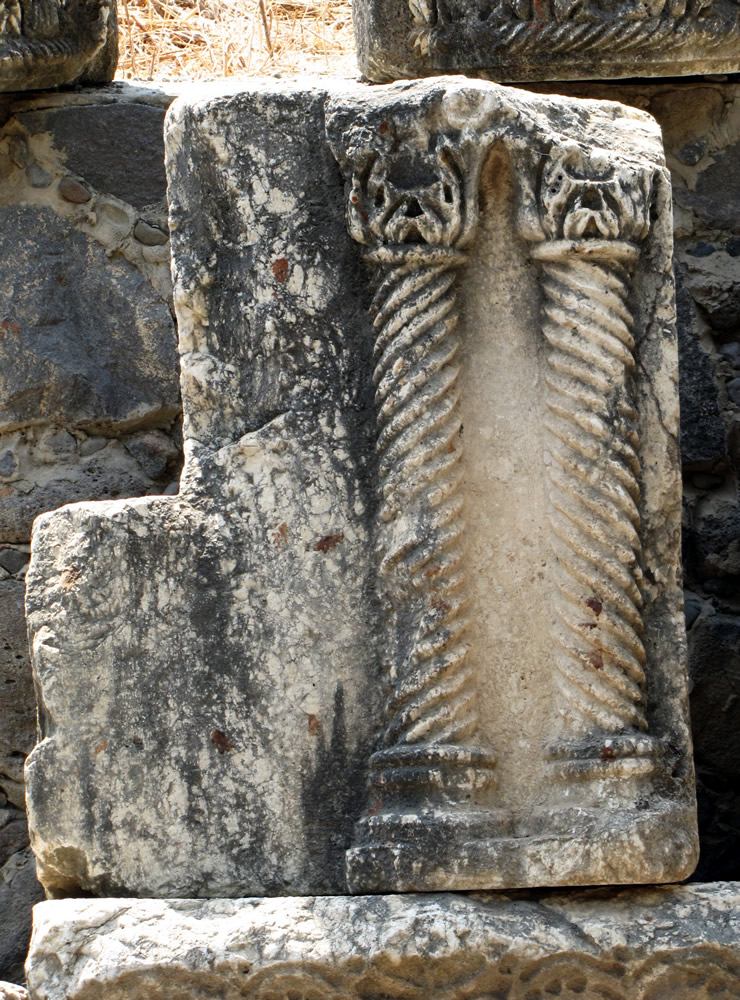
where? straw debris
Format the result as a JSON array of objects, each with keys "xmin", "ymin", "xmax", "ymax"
[{"xmin": 116, "ymin": 0, "xmax": 357, "ymax": 80}]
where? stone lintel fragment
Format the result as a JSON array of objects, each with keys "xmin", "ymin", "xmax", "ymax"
[
  {"xmin": 0, "ymin": 1, "xmax": 117, "ymax": 92},
  {"xmin": 25, "ymin": 885, "xmax": 740, "ymax": 1000},
  {"xmin": 353, "ymin": 0, "xmax": 740, "ymax": 82},
  {"xmin": 25, "ymin": 78, "xmax": 696, "ymax": 898}
]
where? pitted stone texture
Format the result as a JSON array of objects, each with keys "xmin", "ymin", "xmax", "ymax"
[
  {"xmin": 25, "ymin": 886, "xmax": 740, "ymax": 1000},
  {"xmin": 0, "ymin": 850, "xmax": 43, "ymax": 986},
  {"xmin": 0, "ymin": 582, "xmax": 34, "ymax": 810},
  {"xmin": 354, "ymin": 0, "xmax": 740, "ymax": 83},
  {"xmin": 25, "ymin": 78, "xmax": 695, "ymax": 898},
  {"xmin": 0, "ymin": 207, "xmax": 175, "ymax": 431},
  {"xmin": 24, "ymin": 80, "xmax": 382, "ymax": 899},
  {"xmin": 0, "ymin": 1, "xmax": 117, "ymax": 93}
]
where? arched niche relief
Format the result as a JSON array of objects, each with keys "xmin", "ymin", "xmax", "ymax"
[{"xmin": 327, "ymin": 83, "xmax": 697, "ymax": 893}]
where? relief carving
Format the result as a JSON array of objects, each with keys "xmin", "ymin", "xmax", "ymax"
[
  {"xmin": 0, "ymin": 0, "xmax": 116, "ymax": 91},
  {"xmin": 337, "ymin": 127, "xmax": 501, "ymax": 891},
  {"xmin": 328, "ymin": 85, "xmax": 695, "ymax": 891},
  {"xmin": 521, "ymin": 146, "xmax": 665, "ymax": 781},
  {"xmin": 403, "ymin": 0, "xmax": 739, "ymax": 66}
]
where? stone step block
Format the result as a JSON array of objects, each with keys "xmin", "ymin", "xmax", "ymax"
[{"xmin": 24, "ymin": 885, "xmax": 740, "ymax": 1000}]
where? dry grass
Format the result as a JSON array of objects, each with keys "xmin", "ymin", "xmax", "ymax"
[{"xmin": 115, "ymin": 0, "xmax": 357, "ymax": 81}]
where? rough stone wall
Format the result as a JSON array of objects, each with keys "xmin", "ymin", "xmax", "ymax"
[{"xmin": 0, "ymin": 82, "xmax": 180, "ymax": 984}]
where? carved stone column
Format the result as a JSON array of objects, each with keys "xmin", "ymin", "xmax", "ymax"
[
  {"xmin": 522, "ymin": 147, "xmax": 664, "ymax": 793},
  {"xmin": 339, "ymin": 145, "xmax": 501, "ymax": 891}
]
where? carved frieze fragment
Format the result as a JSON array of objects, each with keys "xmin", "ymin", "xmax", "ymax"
[
  {"xmin": 25, "ymin": 885, "xmax": 740, "ymax": 1000},
  {"xmin": 353, "ymin": 0, "xmax": 740, "ymax": 82},
  {"xmin": 24, "ymin": 78, "xmax": 696, "ymax": 897},
  {"xmin": 0, "ymin": 1, "xmax": 117, "ymax": 92}
]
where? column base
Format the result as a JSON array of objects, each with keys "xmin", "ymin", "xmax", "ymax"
[{"xmin": 346, "ymin": 798, "xmax": 698, "ymax": 892}]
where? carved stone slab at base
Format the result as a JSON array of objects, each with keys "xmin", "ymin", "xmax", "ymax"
[
  {"xmin": 25, "ymin": 78, "xmax": 697, "ymax": 897},
  {"xmin": 0, "ymin": 1, "xmax": 117, "ymax": 92},
  {"xmin": 25, "ymin": 885, "xmax": 740, "ymax": 1000},
  {"xmin": 354, "ymin": 0, "xmax": 740, "ymax": 83}
]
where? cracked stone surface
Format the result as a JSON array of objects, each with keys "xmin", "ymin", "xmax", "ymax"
[
  {"xmin": 24, "ymin": 885, "xmax": 740, "ymax": 1000},
  {"xmin": 23, "ymin": 78, "xmax": 696, "ymax": 897}
]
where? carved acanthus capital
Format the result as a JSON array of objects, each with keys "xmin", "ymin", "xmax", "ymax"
[
  {"xmin": 0, "ymin": 1, "xmax": 21, "ymax": 37},
  {"xmin": 521, "ymin": 144, "xmax": 655, "ymax": 245},
  {"xmin": 339, "ymin": 125, "xmax": 482, "ymax": 251},
  {"xmin": 408, "ymin": 0, "xmax": 437, "ymax": 53}
]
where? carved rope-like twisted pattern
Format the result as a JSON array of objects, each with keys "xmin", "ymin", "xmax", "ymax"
[
  {"xmin": 0, "ymin": 0, "xmax": 109, "ymax": 69},
  {"xmin": 532, "ymin": 239, "xmax": 648, "ymax": 735},
  {"xmin": 368, "ymin": 243, "xmax": 478, "ymax": 750},
  {"xmin": 411, "ymin": 3, "xmax": 736, "ymax": 56}
]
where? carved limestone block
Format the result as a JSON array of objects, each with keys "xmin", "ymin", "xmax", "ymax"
[
  {"xmin": 25, "ymin": 885, "xmax": 740, "ymax": 1000},
  {"xmin": 353, "ymin": 0, "xmax": 740, "ymax": 82},
  {"xmin": 25, "ymin": 78, "xmax": 697, "ymax": 897},
  {"xmin": 0, "ymin": 1, "xmax": 117, "ymax": 92}
]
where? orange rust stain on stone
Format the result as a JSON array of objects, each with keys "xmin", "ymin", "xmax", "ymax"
[
  {"xmin": 585, "ymin": 596, "xmax": 603, "ymax": 616},
  {"xmin": 272, "ymin": 523, "xmax": 288, "ymax": 547},
  {"xmin": 588, "ymin": 651, "xmax": 604, "ymax": 671},
  {"xmin": 272, "ymin": 258, "xmax": 289, "ymax": 282},
  {"xmin": 314, "ymin": 533, "xmax": 343, "ymax": 553},
  {"xmin": 211, "ymin": 729, "xmax": 235, "ymax": 754},
  {"xmin": 60, "ymin": 566, "xmax": 81, "ymax": 589}
]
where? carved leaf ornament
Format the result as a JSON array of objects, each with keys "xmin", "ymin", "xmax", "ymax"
[
  {"xmin": 332, "ymin": 93, "xmax": 669, "ymax": 884},
  {"xmin": 236, "ymin": 951, "xmax": 740, "ymax": 1000}
]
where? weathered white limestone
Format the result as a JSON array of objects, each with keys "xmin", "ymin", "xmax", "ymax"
[
  {"xmin": 0, "ymin": 984, "xmax": 27, "ymax": 1000},
  {"xmin": 25, "ymin": 885, "xmax": 740, "ymax": 1000},
  {"xmin": 24, "ymin": 78, "xmax": 697, "ymax": 897},
  {"xmin": 353, "ymin": 0, "xmax": 740, "ymax": 83}
]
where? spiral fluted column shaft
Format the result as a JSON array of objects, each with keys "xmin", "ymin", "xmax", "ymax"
[
  {"xmin": 531, "ymin": 239, "xmax": 648, "ymax": 738},
  {"xmin": 367, "ymin": 244, "xmax": 479, "ymax": 752}
]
